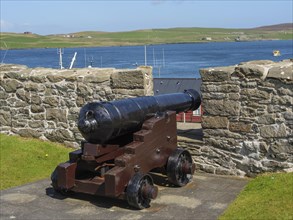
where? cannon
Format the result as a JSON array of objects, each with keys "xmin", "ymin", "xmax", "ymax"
[{"xmin": 51, "ymin": 89, "xmax": 201, "ymax": 209}]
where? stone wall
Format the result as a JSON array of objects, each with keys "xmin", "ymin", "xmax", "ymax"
[
  {"xmin": 0, "ymin": 64, "xmax": 153, "ymax": 147},
  {"xmin": 1, "ymin": 60, "xmax": 292, "ymax": 177},
  {"xmin": 197, "ymin": 59, "xmax": 292, "ymax": 176}
]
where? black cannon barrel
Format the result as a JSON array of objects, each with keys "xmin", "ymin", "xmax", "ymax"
[{"xmin": 78, "ymin": 89, "xmax": 201, "ymax": 144}]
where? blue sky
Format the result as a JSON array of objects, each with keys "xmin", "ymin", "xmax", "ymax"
[{"xmin": 1, "ymin": 0, "xmax": 292, "ymax": 35}]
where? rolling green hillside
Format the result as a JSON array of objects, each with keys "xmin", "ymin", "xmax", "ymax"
[{"xmin": 1, "ymin": 26, "xmax": 292, "ymax": 49}]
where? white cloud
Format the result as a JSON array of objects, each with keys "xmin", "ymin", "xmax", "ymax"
[
  {"xmin": 151, "ymin": 0, "xmax": 167, "ymax": 5},
  {"xmin": 0, "ymin": 19, "xmax": 14, "ymax": 31},
  {"xmin": 151, "ymin": 0, "xmax": 186, "ymax": 5},
  {"xmin": 0, "ymin": 20, "xmax": 35, "ymax": 33}
]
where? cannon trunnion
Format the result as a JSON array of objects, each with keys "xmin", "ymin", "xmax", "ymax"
[{"xmin": 51, "ymin": 90, "xmax": 201, "ymax": 209}]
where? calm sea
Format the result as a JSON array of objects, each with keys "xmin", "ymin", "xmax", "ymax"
[{"xmin": 1, "ymin": 40, "xmax": 292, "ymax": 78}]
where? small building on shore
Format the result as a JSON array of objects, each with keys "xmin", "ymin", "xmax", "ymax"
[{"xmin": 201, "ymin": 37, "xmax": 212, "ymax": 41}]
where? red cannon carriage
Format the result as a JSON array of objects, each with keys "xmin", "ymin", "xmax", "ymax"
[{"xmin": 51, "ymin": 89, "xmax": 201, "ymax": 209}]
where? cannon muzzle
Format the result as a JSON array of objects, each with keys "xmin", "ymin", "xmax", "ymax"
[{"xmin": 78, "ymin": 89, "xmax": 201, "ymax": 143}]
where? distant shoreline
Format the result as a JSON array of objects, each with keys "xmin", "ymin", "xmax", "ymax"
[
  {"xmin": 0, "ymin": 39, "xmax": 291, "ymax": 51},
  {"xmin": 1, "ymin": 24, "xmax": 292, "ymax": 50}
]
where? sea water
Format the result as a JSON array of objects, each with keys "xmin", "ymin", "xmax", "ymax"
[{"xmin": 1, "ymin": 40, "xmax": 292, "ymax": 78}]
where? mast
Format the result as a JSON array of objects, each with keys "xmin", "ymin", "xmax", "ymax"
[
  {"xmin": 69, "ymin": 52, "xmax": 77, "ymax": 69},
  {"xmin": 84, "ymin": 48, "xmax": 87, "ymax": 67},
  {"xmin": 144, "ymin": 45, "xmax": 147, "ymax": 66},
  {"xmin": 153, "ymin": 48, "xmax": 155, "ymax": 67},
  {"xmin": 162, "ymin": 48, "xmax": 165, "ymax": 67},
  {"xmin": 1, "ymin": 41, "xmax": 9, "ymax": 64},
  {"xmin": 58, "ymin": 48, "xmax": 64, "ymax": 69}
]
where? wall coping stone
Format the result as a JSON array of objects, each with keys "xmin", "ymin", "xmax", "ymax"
[{"xmin": 200, "ymin": 59, "xmax": 292, "ymax": 82}]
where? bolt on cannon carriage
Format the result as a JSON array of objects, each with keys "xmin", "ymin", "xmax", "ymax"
[{"xmin": 51, "ymin": 89, "xmax": 201, "ymax": 209}]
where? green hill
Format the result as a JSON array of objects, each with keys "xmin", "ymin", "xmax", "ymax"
[{"xmin": 1, "ymin": 24, "xmax": 292, "ymax": 49}]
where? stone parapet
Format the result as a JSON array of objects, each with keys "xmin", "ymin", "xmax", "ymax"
[
  {"xmin": 199, "ymin": 59, "xmax": 293, "ymax": 176},
  {"xmin": 0, "ymin": 64, "xmax": 153, "ymax": 147},
  {"xmin": 1, "ymin": 59, "xmax": 292, "ymax": 177}
]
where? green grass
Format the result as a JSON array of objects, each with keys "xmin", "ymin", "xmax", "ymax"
[
  {"xmin": 219, "ymin": 173, "xmax": 293, "ymax": 220},
  {"xmin": 1, "ymin": 27, "xmax": 292, "ymax": 49},
  {"xmin": 0, "ymin": 134, "xmax": 72, "ymax": 190},
  {"xmin": 1, "ymin": 134, "xmax": 293, "ymax": 220}
]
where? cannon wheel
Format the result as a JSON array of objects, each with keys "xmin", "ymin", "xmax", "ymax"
[
  {"xmin": 50, "ymin": 168, "xmax": 73, "ymax": 196},
  {"xmin": 126, "ymin": 173, "xmax": 158, "ymax": 209},
  {"xmin": 167, "ymin": 148, "xmax": 194, "ymax": 186}
]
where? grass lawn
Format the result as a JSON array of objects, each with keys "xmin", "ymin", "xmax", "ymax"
[
  {"xmin": 219, "ymin": 172, "xmax": 293, "ymax": 220},
  {"xmin": 0, "ymin": 134, "xmax": 72, "ymax": 190},
  {"xmin": 1, "ymin": 134, "xmax": 292, "ymax": 220}
]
